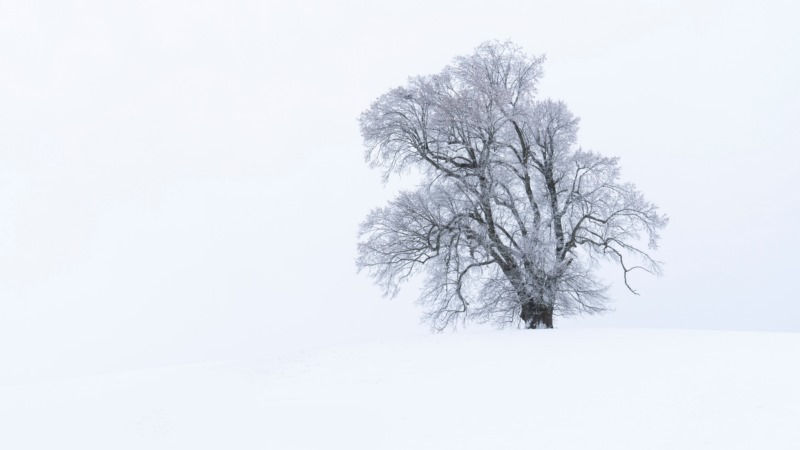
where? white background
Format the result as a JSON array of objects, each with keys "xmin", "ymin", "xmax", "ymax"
[{"xmin": 1, "ymin": 0, "xmax": 798, "ymax": 384}]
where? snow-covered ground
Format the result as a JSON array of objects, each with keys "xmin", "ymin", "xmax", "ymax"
[{"xmin": 1, "ymin": 329, "xmax": 798, "ymax": 449}]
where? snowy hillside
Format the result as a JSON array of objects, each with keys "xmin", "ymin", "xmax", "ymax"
[{"xmin": 2, "ymin": 329, "xmax": 798, "ymax": 449}]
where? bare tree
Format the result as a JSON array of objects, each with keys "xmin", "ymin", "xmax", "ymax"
[{"xmin": 357, "ymin": 41, "xmax": 668, "ymax": 330}]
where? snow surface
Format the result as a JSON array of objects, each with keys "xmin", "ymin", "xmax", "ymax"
[{"xmin": 1, "ymin": 329, "xmax": 798, "ymax": 449}]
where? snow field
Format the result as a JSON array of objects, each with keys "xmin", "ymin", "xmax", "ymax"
[{"xmin": 1, "ymin": 329, "xmax": 798, "ymax": 449}]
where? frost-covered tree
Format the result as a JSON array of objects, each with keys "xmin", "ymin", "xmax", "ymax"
[{"xmin": 357, "ymin": 41, "xmax": 668, "ymax": 330}]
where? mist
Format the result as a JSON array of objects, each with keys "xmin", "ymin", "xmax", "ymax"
[{"xmin": 1, "ymin": 0, "xmax": 798, "ymax": 384}]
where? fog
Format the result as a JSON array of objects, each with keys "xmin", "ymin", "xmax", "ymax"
[{"xmin": 1, "ymin": 0, "xmax": 798, "ymax": 384}]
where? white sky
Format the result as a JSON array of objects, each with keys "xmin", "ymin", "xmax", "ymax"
[{"xmin": 1, "ymin": 0, "xmax": 798, "ymax": 384}]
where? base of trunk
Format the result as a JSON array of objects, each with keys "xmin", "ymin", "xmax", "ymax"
[{"xmin": 521, "ymin": 303, "xmax": 554, "ymax": 329}]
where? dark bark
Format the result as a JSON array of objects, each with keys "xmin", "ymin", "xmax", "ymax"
[{"xmin": 520, "ymin": 302, "xmax": 554, "ymax": 329}]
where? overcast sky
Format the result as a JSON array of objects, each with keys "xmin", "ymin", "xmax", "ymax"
[{"xmin": 1, "ymin": 0, "xmax": 798, "ymax": 384}]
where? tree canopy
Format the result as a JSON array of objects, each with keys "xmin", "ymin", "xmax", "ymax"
[{"xmin": 357, "ymin": 41, "xmax": 667, "ymax": 329}]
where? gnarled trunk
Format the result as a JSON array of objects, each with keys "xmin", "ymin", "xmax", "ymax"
[{"xmin": 520, "ymin": 302, "xmax": 553, "ymax": 329}]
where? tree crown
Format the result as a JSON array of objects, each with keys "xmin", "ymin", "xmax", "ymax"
[{"xmin": 358, "ymin": 41, "xmax": 667, "ymax": 330}]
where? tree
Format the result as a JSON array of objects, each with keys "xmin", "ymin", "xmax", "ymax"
[{"xmin": 357, "ymin": 41, "xmax": 667, "ymax": 330}]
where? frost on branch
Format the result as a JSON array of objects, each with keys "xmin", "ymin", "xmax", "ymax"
[{"xmin": 357, "ymin": 41, "xmax": 668, "ymax": 330}]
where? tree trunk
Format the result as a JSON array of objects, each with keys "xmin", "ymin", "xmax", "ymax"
[{"xmin": 520, "ymin": 302, "xmax": 554, "ymax": 329}]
